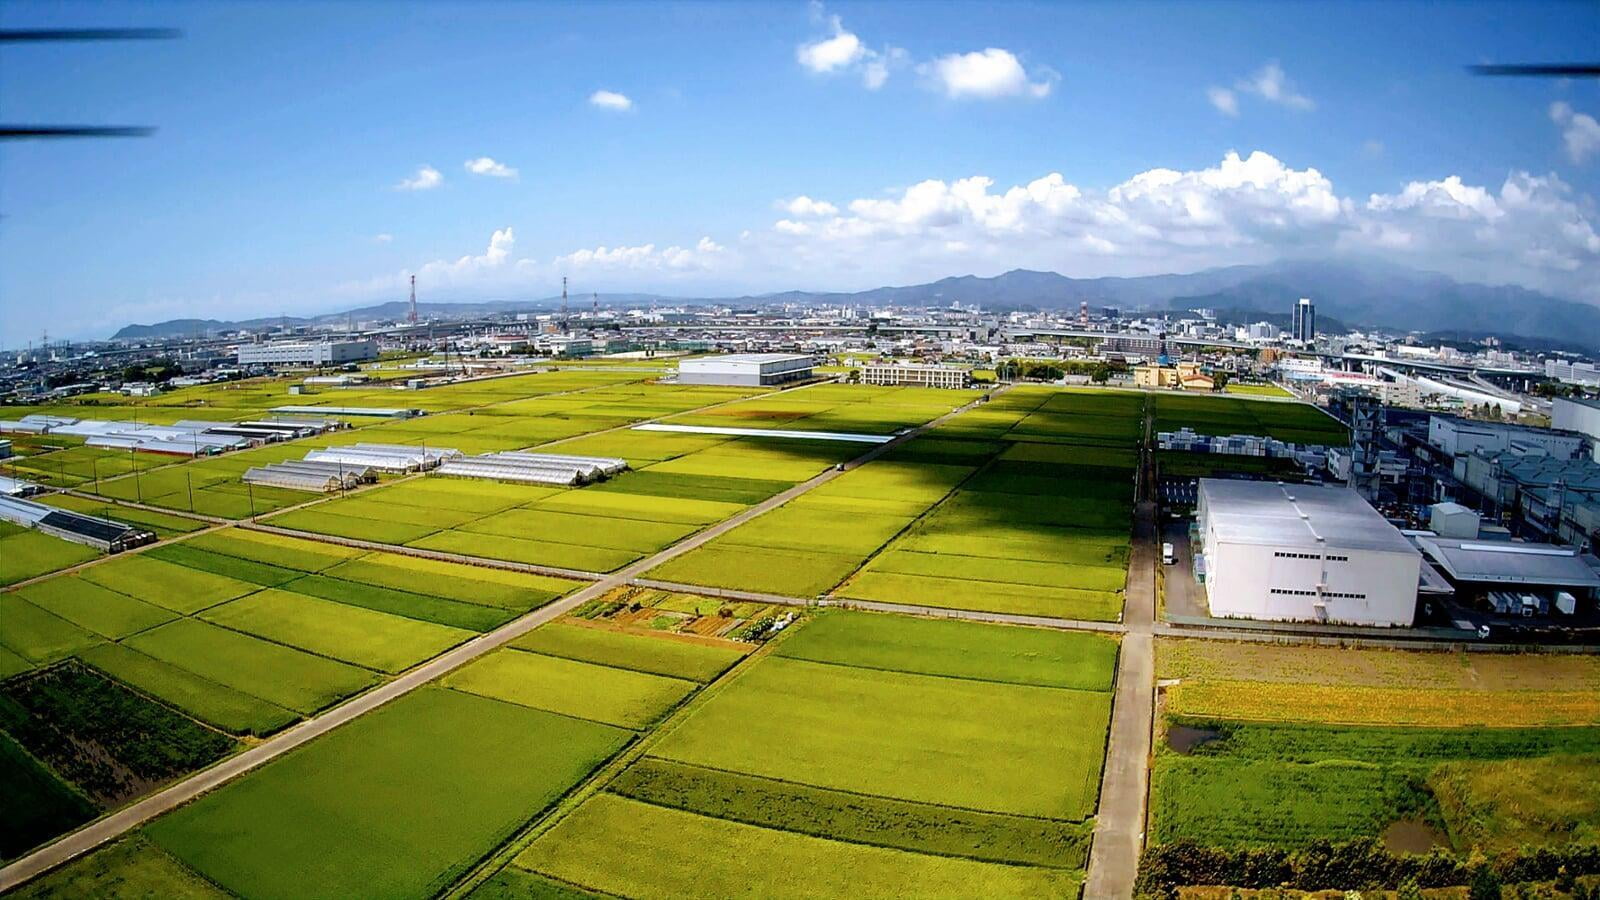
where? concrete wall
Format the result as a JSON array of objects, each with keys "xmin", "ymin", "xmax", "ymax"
[{"xmin": 1202, "ymin": 538, "xmax": 1420, "ymax": 626}]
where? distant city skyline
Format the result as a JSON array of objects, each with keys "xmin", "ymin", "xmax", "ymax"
[{"xmin": 2, "ymin": 0, "xmax": 1598, "ymax": 341}]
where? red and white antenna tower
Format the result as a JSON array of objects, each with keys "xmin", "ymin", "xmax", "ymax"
[{"xmin": 408, "ymin": 275, "xmax": 418, "ymax": 325}]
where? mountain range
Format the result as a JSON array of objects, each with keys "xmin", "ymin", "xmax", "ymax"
[{"xmin": 111, "ymin": 259, "xmax": 1600, "ymax": 352}]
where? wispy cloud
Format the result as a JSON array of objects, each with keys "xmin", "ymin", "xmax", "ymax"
[
  {"xmin": 373, "ymin": 233, "xmax": 394, "ymax": 244},
  {"xmin": 395, "ymin": 165, "xmax": 442, "ymax": 191},
  {"xmin": 1207, "ymin": 86, "xmax": 1239, "ymax": 117},
  {"xmin": 464, "ymin": 157, "xmax": 518, "ymax": 178},
  {"xmin": 1551, "ymin": 101, "xmax": 1600, "ymax": 164},
  {"xmin": 1208, "ymin": 62, "xmax": 1314, "ymax": 117},
  {"xmin": 1238, "ymin": 61, "xmax": 1314, "ymax": 110},
  {"xmin": 589, "ymin": 90, "xmax": 633, "ymax": 111}
]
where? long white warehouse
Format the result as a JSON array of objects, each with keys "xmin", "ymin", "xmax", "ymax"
[{"xmin": 1196, "ymin": 478, "xmax": 1422, "ymax": 627}]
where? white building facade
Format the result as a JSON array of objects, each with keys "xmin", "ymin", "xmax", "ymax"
[
  {"xmin": 237, "ymin": 340, "xmax": 378, "ymax": 366},
  {"xmin": 861, "ymin": 364, "xmax": 973, "ymax": 389},
  {"xmin": 677, "ymin": 353, "xmax": 814, "ymax": 386},
  {"xmin": 1427, "ymin": 415, "xmax": 1586, "ymax": 460},
  {"xmin": 1553, "ymin": 397, "xmax": 1600, "ymax": 462},
  {"xmin": 1196, "ymin": 479, "xmax": 1422, "ymax": 627}
]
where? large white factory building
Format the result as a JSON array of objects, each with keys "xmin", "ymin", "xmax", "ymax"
[
  {"xmin": 1196, "ymin": 479, "xmax": 1422, "ymax": 627},
  {"xmin": 677, "ymin": 353, "xmax": 813, "ymax": 387},
  {"xmin": 237, "ymin": 340, "xmax": 378, "ymax": 367}
]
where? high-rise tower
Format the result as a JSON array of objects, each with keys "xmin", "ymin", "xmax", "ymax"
[
  {"xmin": 1292, "ymin": 297, "xmax": 1315, "ymax": 343},
  {"xmin": 408, "ymin": 275, "xmax": 418, "ymax": 325}
]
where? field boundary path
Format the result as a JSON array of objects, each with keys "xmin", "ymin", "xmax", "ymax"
[
  {"xmin": 0, "ymin": 384, "xmax": 1002, "ymax": 895},
  {"xmin": 1085, "ymin": 399, "xmax": 1158, "ymax": 900},
  {"xmin": 631, "ymin": 577, "xmax": 1126, "ymax": 633}
]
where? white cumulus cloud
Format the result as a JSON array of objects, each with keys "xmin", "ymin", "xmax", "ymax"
[
  {"xmin": 464, "ymin": 157, "xmax": 518, "ymax": 178},
  {"xmin": 347, "ymin": 151, "xmax": 1600, "ymax": 309},
  {"xmin": 924, "ymin": 48, "xmax": 1055, "ymax": 99},
  {"xmin": 395, "ymin": 165, "xmax": 442, "ymax": 191},
  {"xmin": 1551, "ymin": 101, "xmax": 1600, "ymax": 164},
  {"xmin": 589, "ymin": 90, "xmax": 633, "ymax": 111},
  {"xmin": 782, "ymin": 196, "xmax": 839, "ymax": 217},
  {"xmin": 796, "ymin": 6, "xmax": 905, "ymax": 90}
]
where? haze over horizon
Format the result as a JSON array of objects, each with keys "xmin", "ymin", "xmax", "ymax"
[{"xmin": 3, "ymin": 0, "xmax": 1599, "ymax": 341}]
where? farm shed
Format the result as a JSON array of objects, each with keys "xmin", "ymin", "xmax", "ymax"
[{"xmin": 1195, "ymin": 478, "xmax": 1423, "ymax": 627}]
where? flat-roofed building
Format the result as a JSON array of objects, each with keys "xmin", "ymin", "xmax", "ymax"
[
  {"xmin": 1196, "ymin": 478, "xmax": 1422, "ymax": 626},
  {"xmin": 237, "ymin": 340, "xmax": 378, "ymax": 366},
  {"xmin": 861, "ymin": 364, "xmax": 973, "ymax": 389},
  {"xmin": 677, "ymin": 353, "xmax": 813, "ymax": 386}
]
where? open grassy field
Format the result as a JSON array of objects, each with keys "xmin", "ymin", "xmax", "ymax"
[
  {"xmin": 1149, "ymin": 638, "xmax": 1600, "ymax": 858},
  {"xmin": 144, "ymin": 687, "xmax": 631, "ymax": 900}
]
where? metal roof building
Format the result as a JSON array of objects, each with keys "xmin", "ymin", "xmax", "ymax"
[
  {"xmin": 1196, "ymin": 478, "xmax": 1423, "ymax": 626},
  {"xmin": 677, "ymin": 353, "xmax": 814, "ymax": 387},
  {"xmin": 1414, "ymin": 536, "xmax": 1600, "ymax": 590}
]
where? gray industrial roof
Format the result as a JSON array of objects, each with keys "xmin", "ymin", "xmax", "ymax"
[
  {"xmin": 1414, "ymin": 536, "xmax": 1600, "ymax": 588},
  {"xmin": 1199, "ymin": 478, "xmax": 1419, "ymax": 555}
]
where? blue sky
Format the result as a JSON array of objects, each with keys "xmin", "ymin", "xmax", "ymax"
[{"xmin": 2, "ymin": 0, "xmax": 1598, "ymax": 341}]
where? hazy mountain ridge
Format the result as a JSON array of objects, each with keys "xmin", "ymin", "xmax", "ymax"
[{"xmin": 111, "ymin": 260, "xmax": 1600, "ymax": 351}]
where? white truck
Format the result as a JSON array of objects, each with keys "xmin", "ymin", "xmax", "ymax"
[{"xmin": 1162, "ymin": 542, "xmax": 1176, "ymax": 565}]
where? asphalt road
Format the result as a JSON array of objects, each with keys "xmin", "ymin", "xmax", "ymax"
[
  {"xmin": 0, "ymin": 386, "xmax": 999, "ymax": 894},
  {"xmin": 1084, "ymin": 498, "xmax": 1157, "ymax": 900}
]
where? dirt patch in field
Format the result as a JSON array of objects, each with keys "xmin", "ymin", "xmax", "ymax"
[
  {"xmin": 1166, "ymin": 724, "xmax": 1223, "ymax": 755},
  {"xmin": 1382, "ymin": 819, "xmax": 1448, "ymax": 854}
]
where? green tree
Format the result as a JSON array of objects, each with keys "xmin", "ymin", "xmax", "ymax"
[{"xmin": 1469, "ymin": 865, "xmax": 1502, "ymax": 900}]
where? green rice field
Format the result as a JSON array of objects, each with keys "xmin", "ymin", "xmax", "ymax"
[
  {"xmin": 505, "ymin": 610, "xmax": 1116, "ymax": 894},
  {"xmin": 260, "ymin": 384, "xmax": 960, "ymax": 572},
  {"xmin": 1149, "ymin": 638, "xmax": 1600, "ymax": 856},
  {"xmin": 0, "ymin": 527, "xmax": 583, "ymax": 735},
  {"xmin": 143, "ymin": 687, "xmax": 631, "ymax": 900}
]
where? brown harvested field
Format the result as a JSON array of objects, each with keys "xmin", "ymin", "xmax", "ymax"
[
  {"xmin": 1165, "ymin": 681, "xmax": 1600, "ymax": 728},
  {"xmin": 1158, "ymin": 638, "xmax": 1600, "ymax": 692}
]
